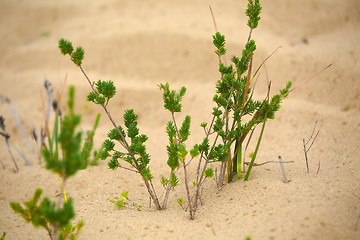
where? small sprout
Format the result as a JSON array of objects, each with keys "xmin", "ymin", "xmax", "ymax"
[
  {"xmin": 116, "ymin": 199, "xmax": 125, "ymax": 209},
  {"xmin": 177, "ymin": 198, "xmax": 184, "ymax": 206},
  {"xmin": 204, "ymin": 168, "xmax": 214, "ymax": 178},
  {"xmin": 161, "ymin": 176, "xmax": 169, "ymax": 187},
  {"xmin": 190, "ymin": 144, "xmax": 200, "ymax": 159},
  {"xmin": 108, "ymin": 127, "xmax": 125, "ymax": 141},
  {"xmin": 109, "ymin": 197, "xmax": 125, "ymax": 209},
  {"xmin": 169, "ymin": 173, "xmax": 179, "ymax": 188},
  {"xmin": 135, "ymin": 204, "xmax": 142, "ymax": 211},
  {"xmin": 200, "ymin": 122, "xmax": 207, "ymax": 128},
  {"xmin": 120, "ymin": 191, "xmax": 129, "ymax": 199}
]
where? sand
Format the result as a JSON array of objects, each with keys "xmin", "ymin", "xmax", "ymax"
[{"xmin": 1, "ymin": 0, "xmax": 359, "ymax": 239}]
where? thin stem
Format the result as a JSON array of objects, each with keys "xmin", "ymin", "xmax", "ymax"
[
  {"xmin": 46, "ymin": 226, "xmax": 54, "ymax": 240},
  {"xmin": 303, "ymin": 139, "xmax": 309, "ymax": 173},
  {"xmin": 244, "ymin": 160, "xmax": 294, "ymax": 166},
  {"xmin": 183, "ymin": 160, "xmax": 194, "ymax": 220},
  {"xmin": 119, "ymin": 166, "xmax": 139, "ymax": 173},
  {"xmin": 5, "ymin": 138, "xmax": 19, "ymax": 172},
  {"xmin": 316, "ymin": 161, "xmax": 321, "ymax": 174},
  {"xmin": 306, "ymin": 130, "xmax": 320, "ymax": 152},
  {"xmin": 1, "ymin": 129, "xmax": 19, "ymax": 172},
  {"xmin": 79, "ymin": 66, "xmax": 96, "ymax": 93},
  {"xmin": 244, "ymin": 119, "xmax": 266, "ymax": 181},
  {"xmin": 162, "ymin": 169, "xmax": 174, "ymax": 209},
  {"xmin": 56, "ymin": 175, "xmax": 68, "ymax": 203}
]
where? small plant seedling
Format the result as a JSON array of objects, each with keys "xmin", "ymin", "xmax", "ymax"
[
  {"xmin": 109, "ymin": 191, "xmax": 142, "ymax": 210},
  {"xmin": 177, "ymin": 198, "xmax": 185, "ymax": 210}
]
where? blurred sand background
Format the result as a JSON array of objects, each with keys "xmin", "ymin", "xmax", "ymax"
[{"xmin": 0, "ymin": 0, "xmax": 359, "ymax": 239}]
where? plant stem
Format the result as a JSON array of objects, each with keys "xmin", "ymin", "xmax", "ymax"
[
  {"xmin": 236, "ymin": 143, "xmax": 242, "ymax": 179},
  {"xmin": 183, "ymin": 160, "xmax": 194, "ymax": 220},
  {"xmin": 162, "ymin": 170, "xmax": 173, "ymax": 209},
  {"xmin": 244, "ymin": 119, "xmax": 266, "ymax": 181}
]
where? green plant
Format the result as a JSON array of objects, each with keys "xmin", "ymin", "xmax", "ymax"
[
  {"xmin": 0, "ymin": 232, "xmax": 5, "ymax": 240},
  {"xmin": 109, "ymin": 191, "xmax": 142, "ymax": 210},
  {"xmin": 10, "ymin": 85, "xmax": 96, "ymax": 239},
  {"xmin": 58, "ymin": 0, "xmax": 291, "ymax": 220},
  {"xmin": 59, "ymin": 39, "xmax": 164, "ymax": 210},
  {"xmin": 10, "ymin": 188, "xmax": 78, "ymax": 240}
]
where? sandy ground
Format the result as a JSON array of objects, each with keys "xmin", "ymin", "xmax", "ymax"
[{"xmin": 1, "ymin": 0, "xmax": 360, "ymax": 239}]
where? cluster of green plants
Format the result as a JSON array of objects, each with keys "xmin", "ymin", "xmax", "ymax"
[
  {"xmin": 9, "ymin": 86, "xmax": 100, "ymax": 239},
  {"xmin": 7, "ymin": 0, "xmax": 295, "ymax": 238},
  {"xmin": 58, "ymin": 0, "xmax": 291, "ymax": 220}
]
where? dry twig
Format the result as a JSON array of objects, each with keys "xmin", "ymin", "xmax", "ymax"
[{"xmin": 303, "ymin": 121, "xmax": 320, "ymax": 173}]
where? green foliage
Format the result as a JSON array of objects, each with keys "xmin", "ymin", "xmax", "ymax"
[
  {"xmin": 58, "ymin": 39, "xmax": 73, "ymax": 56},
  {"xmin": 179, "ymin": 115, "xmax": 191, "ymax": 141},
  {"xmin": 167, "ymin": 142, "xmax": 180, "ymax": 170},
  {"xmin": 177, "ymin": 198, "xmax": 184, "ymax": 206},
  {"xmin": 40, "ymin": 198, "xmax": 75, "ymax": 228},
  {"xmin": 159, "ymin": 83, "xmax": 186, "ymax": 113},
  {"xmin": 41, "ymin": 86, "xmax": 98, "ymax": 179},
  {"xmin": 204, "ymin": 168, "xmax": 214, "ymax": 178},
  {"xmin": 41, "ymin": 86, "xmax": 81, "ymax": 178},
  {"xmin": 192, "ymin": 0, "xmax": 291, "ymax": 186},
  {"xmin": 213, "ymin": 32, "xmax": 226, "ymax": 57},
  {"xmin": 246, "ymin": 0, "xmax": 262, "ymax": 29},
  {"xmin": 81, "ymin": 113, "xmax": 101, "ymax": 168},
  {"xmin": 0, "ymin": 232, "xmax": 5, "ymax": 240},
  {"xmin": 58, "ymin": 39, "xmax": 84, "ymax": 66},
  {"xmin": 109, "ymin": 191, "xmax": 141, "ymax": 210},
  {"xmin": 87, "ymin": 80, "xmax": 116, "ymax": 106},
  {"xmin": 190, "ymin": 144, "xmax": 200, "ymax": 159},
  {"xmin": 109, "ymin": 197, "xmax": 125, "ymax": 209},
  {"xmin": 10, "ymin": 189, "xmax": 76, "ymax": 239},
  {"xmin": 61, "ymin": 220, "xmax": 84, "ymax": 240},
  {"xmin": 58, "ymin": 0, "xmax": 294, "ymax": 219},
  {"xmin": 169, "ymin": 172, "xmax": 179, "ymax": 187}
]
